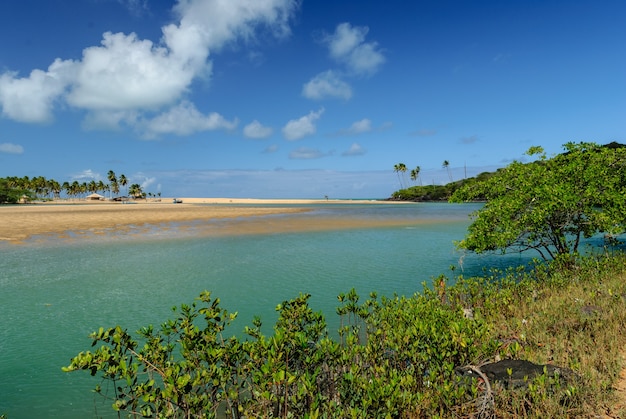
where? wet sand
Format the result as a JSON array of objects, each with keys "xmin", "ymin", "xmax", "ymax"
[{"xmin": 0, "ymin": 198, "xmax": 406, "ymax": 244}]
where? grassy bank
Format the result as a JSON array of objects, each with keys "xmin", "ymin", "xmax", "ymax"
[
  {"xmin": 440, "ymin": 252, "xmax": 626, "ymax": 417},
  {"xmin": 63, "ymin": 252, "xmax": 626, "ymax": 418}
]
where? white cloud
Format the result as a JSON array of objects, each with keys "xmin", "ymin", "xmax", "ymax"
[
  {"xmin": 67, "ymin": 31, "xmax": 201, "ymax": 111},
  {"xmin": 325, "ymin": 22, "xmax": 385, "ymax": 75},
  {"xmin": 82, "ymin": 109, "xmax": 139, "ymax": 131},
  {"xmin": 302, "ymin": 70, "xmax": 352, "ymax": 100},
  {"xmin": 71, "ymin": 169, "xmax": 101, "ymax": 181},
  {"xmin": 342, "ymin": 143, "xmax": 366, "ymax": 156},
  {"xmin": 289, "ymin": 146, "xmax": 330, "ymax": 159},
  {"xmin": 142, "ymin": 101, "xmax": 238, "ymax": 138},
  {"xmin": 0, "ymin": 59, "xmax": 76, "ymax": 123},
  {"xmin": 244, "ymin": 120, "xmax": 274, "ymax": 138},
  {"xmin": 0, "ymin": 0, "xmax": 299, "ymax": 132},
  {"xmin": 0, "ymin": 143, "xmax": 24, "ymax": 154},
  {"xmin": 282, "ymin": 108, "xmax": 324, "ymax": 140},
  {"xmin": 347, "ymin": 118, "xmax": 372, "ymax": 134},
  {"xmin": 172, "ymin": 0, "xmax": 298, "ymax": 52},
  {"xmin": 133, "ymin": 173, "xmax": 157, "ymax": 190}
]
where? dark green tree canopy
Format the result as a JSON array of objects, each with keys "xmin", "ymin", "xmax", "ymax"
[{"xmin": 450, "ymin": 142, "xmax": 626, "ymax": 260}]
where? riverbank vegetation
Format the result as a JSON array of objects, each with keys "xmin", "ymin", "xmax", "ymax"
[
  {"xmin": 451, "ymin": 142, "xmax": 626, "ymax": 260},
  {"xmin": 64, "ymin": 252, "xmax": 626, "ymax": 418}
]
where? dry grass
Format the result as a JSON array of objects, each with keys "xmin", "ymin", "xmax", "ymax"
[{"xmin": 463, "ymin": 254, "xmax": 626, "ymax": 417}]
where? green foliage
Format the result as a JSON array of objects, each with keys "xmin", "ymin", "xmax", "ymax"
[
  {"xmin": 64, "ymin": 252, "xmax": 626, "ymax": 418},
  {"xmin": 0, "ymin": 178, "xmax": 30, "ymax": 203},
  {"xmin": 65, "ymin": 288, "xmax": 494, "ymax": 418},
  {"xmin": 450, "ymin": 142, "xmax": 626, "ymax": 259},
  {"xmin": 390, "ymin": 171, "xmax": 496, "ymax": 202}
]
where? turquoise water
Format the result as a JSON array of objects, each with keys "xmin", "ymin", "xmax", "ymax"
[{"xmin": 0, "ymin": 203, "xmax": 530, "ymax": 418}]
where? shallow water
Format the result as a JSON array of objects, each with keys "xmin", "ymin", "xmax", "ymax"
[{"xmin": 0, "ymin": 203, "xmax": 530, "ymax": 418}]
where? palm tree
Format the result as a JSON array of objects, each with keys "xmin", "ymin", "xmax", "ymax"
[
  {"xmin": 62, "ymin": 182, "xmax": 70, "ymax": 200},
  {"xmin": 394, "ymin": 163, "xmax": 407, "ymax": 189},
  {"xmin": 442, "ymin": 160, "xmax": 453, "ymax": 183},
  {"xmin": 107, "ymin": 171, "xmax": 117, "ymax": 199},
  {"xmin": 119, "ymin": 174, "xmax": 128, "ymax": 199},
  {"xmin": 410, "ymin": 166, "xmax": 421, "ymax": 186},
  {"xmin": 70, "ymin": 181, "xmax": 80, "ymax": 200},
  {"xmin": 129, "ymin": 183, "xmax": 143, "ymax": 200},
  {"xmin": 88, "ymin": 180, "xmax": 98, "ymax": 196},
  {"xmin": 97, "ymin": 180, "xmax": 106, "ymax": 197}
]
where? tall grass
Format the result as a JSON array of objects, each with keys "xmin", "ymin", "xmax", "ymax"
[{"xmin": 440, "ymin": 252, "xmax": 626, "ymax": 417}]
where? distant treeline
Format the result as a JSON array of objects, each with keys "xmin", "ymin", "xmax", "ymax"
[
  {"xmin": 389, "ymin": 141, "xmax": 625, "ymax": 202},
  {"xmin": 389, "ymin": 170, "xmax": 497, "ymax": 202}
]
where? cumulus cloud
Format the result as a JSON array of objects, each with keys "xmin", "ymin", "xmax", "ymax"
[
  {"xmin": 342, "ymin": 142, "xmax": 366, "ymax": 156},
  {"xmin": 171, "ymin": 0, "xmax": 298, "ymax": 52},
  {"xmin": 141, "ymin": 101, "xmax": 238, "ymax": 138},
  {"xmin": 82, "ymin": 109, "xmax": 139, "ymax": 131},
  {"xmin": 289, "ymin": 146, "xmax": 330, "ymax": 159},
  {"xmin": 302, "ymin": 70, "xmax": 352, "ymax": 100},
  {"xmin": 0, "ymin": 143, "xmax": 24, "ymax": 154},
  {"xmin": 66, "ymin": 31, "xmax": 200, "ymax": 112},
  {"xmin": 325, "ymin": 22, "xmax": 385, "ymax": 75},
  {"xmin": 244, "ymin": 120, "xmax": 274, "ymax": 138},
  {"xmin": 282, "ymin": 108, "xmax": 324, "ymax": 140},
  {"xmin": 0, "ymin": 0, "xmax": 299, "ymax": 134},
  {"xmin": 0, "ymin": 59, "xmax": 76, "ymax": 123}
]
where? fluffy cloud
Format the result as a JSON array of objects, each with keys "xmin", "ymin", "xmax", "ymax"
[
  {"xmin": 0, "ymin": 59, "xmax": 76, "ymax": 123},
  {"xmin": 302, "ymin": 70, "xmax": 352, "ymax": 100},
  {"xmin": 244, "ymin": 120, "xmax": 274, "ymax": 138},
  {"xmin": 282, "ymin": 108, "xmax": 324, "ymax": 140},
  {"xmin": 342, "ymin": 143, "xmax": 366, "ymax": 156},
  {"xmin": 0, "ymin": 143, "xmax": 24, "ymax": 154},
  {"xmin": 66, "ymin": 31, "xmax": 200, "ymax": 111},
  {"xmin": 142, "ymin": 101, "xmax": 238, "ymax": 138},
  {"xmin": 325, "ymin": 23, "xmax": 385, "ymax": 75},
  {"xmin": 0, "ymin": 0, "xmax": 299, "ymax": 135}
]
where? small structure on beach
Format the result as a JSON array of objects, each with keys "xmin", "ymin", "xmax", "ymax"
[{"xmin": 86, "ymin": 193, "xmax": 105, "ymax": 201}]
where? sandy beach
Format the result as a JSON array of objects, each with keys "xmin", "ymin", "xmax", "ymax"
[{"xmin": 0, "ymin": 198, "xmax": 402, "ymax": 243}]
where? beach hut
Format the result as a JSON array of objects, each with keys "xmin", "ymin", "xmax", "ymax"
[{"xmin": 86, "ymin": 193, "xmax": 105, "ymax": 201}]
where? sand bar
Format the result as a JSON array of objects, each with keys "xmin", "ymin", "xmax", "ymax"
[{"xmin": 0, "ymin": 198, "xmax": 404, "ymax": 244}]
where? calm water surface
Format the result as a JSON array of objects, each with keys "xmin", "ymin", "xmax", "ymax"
[{"xmin": 0, "ymin": 203, "xmax": 530, "ymax": 418}]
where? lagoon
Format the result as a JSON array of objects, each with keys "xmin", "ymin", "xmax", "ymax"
[{"xmin": 0, "ymin": 203, "xmax": 530, "ymax": 418}]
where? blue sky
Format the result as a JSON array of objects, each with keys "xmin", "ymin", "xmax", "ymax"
[{"xmin": 0, "ymin": 0, "xmax": 624, "ymax": 198}]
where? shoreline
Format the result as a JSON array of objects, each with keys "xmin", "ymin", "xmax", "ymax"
[
  {"xmin": 0, "ymin": 197, "xmax": 410, "ymax": 244},
  {"xmin": 29, "ymin": 197, "xmax": 395, "ymax": 205}
]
